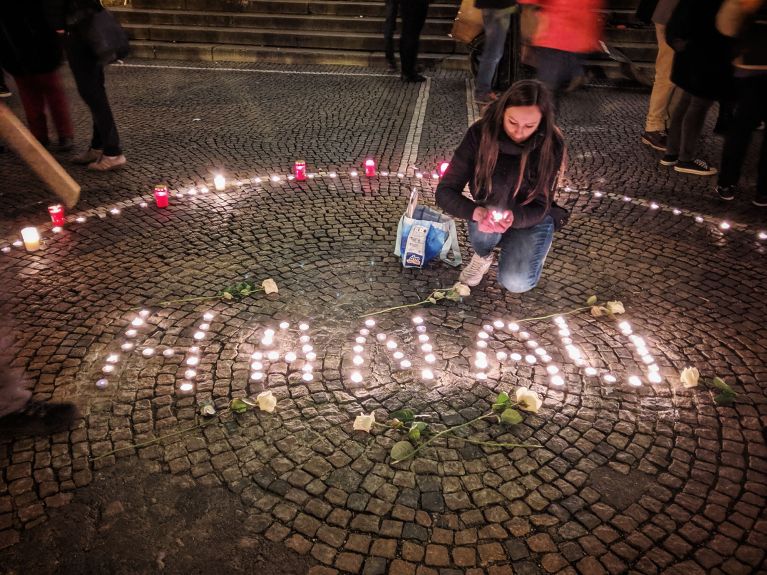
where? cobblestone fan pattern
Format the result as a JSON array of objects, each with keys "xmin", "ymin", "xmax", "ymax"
[{"xmin": 1, "ymin": 62, "xmax": 766, "ymax": 574}]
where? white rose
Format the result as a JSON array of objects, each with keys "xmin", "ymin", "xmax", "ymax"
[
  {"xmin": 452, "ymin": 282, "xmax": 471, "ymax": 297},
  {"xmin": 261, "ymin": 278, "xmax": 279, "ymax": 294},
  {"xmin": 515, "ymin": 387, "xmax": 542, "ymax": 414},
  {"xmin": 680, "ymin": 367, "xmax": 700, "ymax": 388},
  {"xmin": 353, "ymin": 412, "xmax": 375, "ymax": 432},
  {"xmin": 256, "ymin": 390, "xmax": 277, "ymax": 412},
  {"xmin": 606, "ymin": 301, "xmax": 625, "ymax": 314}
]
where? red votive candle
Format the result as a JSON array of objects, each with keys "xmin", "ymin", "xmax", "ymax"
[
  {"xmin": 439, "ymin": 162, "xmax": 450, "ymax": 177},
  {"xmin": 364, "ymin": 159, "xmax": 376, "ymax": 177},
  {"xmin": 48, "ymin": 204, "xmax": 65, "ymax": 227},
  {"xmin": 154, "ymin": 184, "xmax": 169, "ymax": 208},
  {"xmin": 294, "ymin": 160, "xmax": 306, "ymax": 181}
]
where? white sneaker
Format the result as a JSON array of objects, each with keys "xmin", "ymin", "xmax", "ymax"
[
  {"xmin": 87, "ymin": 154, "xmax": 127, "ymax": 171},
  {"xmin": 71, "ymin": 148, "xmax": 102, "ymax": 165},
  {"xmin": 458, "ymin": 253, "xmax": 494, "ymax": 287}
]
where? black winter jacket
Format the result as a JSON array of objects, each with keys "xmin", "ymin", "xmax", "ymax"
[
  {"xmin": 0, "ymin": 1, "xmax": 63, "ymax": 76},
  {"xmin": 435, "ymin": 121, "xmax": 564, "ymax": 229}
]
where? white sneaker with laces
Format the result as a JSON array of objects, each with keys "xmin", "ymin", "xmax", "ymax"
[
  {"xmin": 459, "ymin": 253, "xmax": 494, "ymax": 287},
  {"xmin": 87, "ymin": 154, "xmax": 127, "ymax": 171}
]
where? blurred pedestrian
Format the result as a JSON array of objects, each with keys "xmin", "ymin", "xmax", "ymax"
[
  {"xmin": 45, "ymin": 0, "xmax": 127, "ymax": 171},
  {"xmin": 383, "ymin": 0, "xmax": 400, "ymax": 72},
  {"xmin": 436, "ymin": 80, "xmax": 568, "ymax": 293},
  {"xmin": 715, "ymin": 0, "xmax": 767, "ymax": 205},
  {"xmin": 474, "ymin": 1, "xmax": 518, "ymax": 105},
  {"xmin": 400, "ymin": 0, "xmax": 429, "ymax": 82},
  {"xmin": 0, "ymin": 1, "xmax": 74, "ymax": 151},
  {"xmin": 660, "ymin": 0, "xmax": 733, "ymax": 176},
  {"xmin": 0, "ymin": 66, "xmax": 11, "ymax": 97},
  {"xmin": 640, "ymin": 0, "xmax": 680, "ymax": 151},
  {"xmin": 518, "ymin": 0, "xmax": 604, "ymax": 100}
]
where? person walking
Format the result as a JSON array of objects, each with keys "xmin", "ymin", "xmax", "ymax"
[
  {"xmin": 660, "ymin": 0, "xmax": 733, "ymax": 176},
  {"xmin": 518, "ymin": 0, "xmax": 604, "ymax": 100},
  {"xmin": 45, "ymin": 0, "xmax": 127, "ymax": 171},
  {"xmin": 400, "ymin": 0, "xmax": 429, "ymax": 82},
  {"xmin": 0, "ymin": 1, "xmax": 74, "ymax": 151},
  {"xmin": 715, "ymin": 0, "xmax": 767, "ymax": 206},
  {"xmin": 473, "ymin": 0, "xmax": 518, "ymax": 105},
  {"xmin": 383, "ymin": 0, "xmax": 400, "ymax": 72},
  {"xmin": 640, "ymin": 0, "xmax": 680, "ymax": 151},
  {"xmin": 436, "ymin": 80, "xmax": 567, "ymax": 293}
]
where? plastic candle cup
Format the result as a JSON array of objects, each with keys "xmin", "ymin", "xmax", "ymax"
[
  {"xmin": 154, "ymin": 184, "xmax": 169, "ymax": 208},
  {"xmin": 294, "ymin": 160, "xmax": 306, "ymax": 181},
  {"xmin": 364, "ymin": 159, "xmax": 376, "ymax": 177},
  {"xmin": 20, "ymin": 227, "xmax": 40, "ymax": 251},
  {"xmin": 48, "ymin": 204, "xmax": 65, "ymax": 227},
  {"xmin": 214, "ymin": 175, "xmax": 226, "ymax": 191}
]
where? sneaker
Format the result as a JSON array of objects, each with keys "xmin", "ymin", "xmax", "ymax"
[
  {"xmin": 674, "ymin": 159, "xmax": 717, "ymax": 176},
  {"xmin": 401, "ymin": 73, "xmax": 426, "ymax": 83},
  {"xmin": 386, "ymin": 57, "xmax": 397, "ymax": 72},
  {"xmin": 641, "ymin": 131, "xmax": 667, "ymax": 151},
  {"xmin": 87, "ymin": 154, "xmax": 126, "ymax": 171},
  {"xmin": 716, "ymin": 185, "xmax": 736, "ymax": 201},
  {"xmin": 660, "ymin": 154, "xmax": 678, "ymax": 166},
  {"xmin": 753, "ymin": 195, "xmax": 767, "ymax": 207},
  {"xmin": 0, "ymin": 85, "xmax": 11, "ymax": 98},
  {"xmin": 458, "ymin": 252, "xmax": 494, "ymax": 287},
  {"xmin": 0, "ymin": 400, "xmax": 78, "ymax": 436},
  {"xmin": 71, "ymin": 147, "xmax": 102, "ymax": 165}
]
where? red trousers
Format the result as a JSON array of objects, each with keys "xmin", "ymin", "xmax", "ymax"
[{"xmin": 13, "ymin": 71, "xmax": 73, "ymax": 144}]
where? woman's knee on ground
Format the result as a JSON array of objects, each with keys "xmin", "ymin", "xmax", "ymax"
[{"xmin": 497, "ymin": 270, "xmax": 538, "ymax": 293}]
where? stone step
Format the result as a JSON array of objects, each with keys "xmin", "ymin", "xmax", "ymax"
[
  {"xmin": 127, "ymin": 39, "xmax": 469, "ymax": 69},
  {"xmin": 122, "ymin": 0, "xmax": 462, "ymax": 19},
  {"xmin": 113, "ymin": 7, "xmax": 454, "ymax": 36},
  {"xmin": 124, "ymin": 23, "xmax": 468, "ymax": 54}
]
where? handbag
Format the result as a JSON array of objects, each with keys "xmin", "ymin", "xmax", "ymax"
[
  {"xmin": 394, "ymin": 189, "xmax": 462, "ymax": 269},
  {"xmin": 451, "ymin": 0, "xmax": 484, "ymax": 44},
  {"xmin": 74, "ymin": 5, "xmax": 130, "ymax": 65}
]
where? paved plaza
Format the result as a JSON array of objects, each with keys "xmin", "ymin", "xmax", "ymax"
[{"xmin": 0, "ymin": 61, "xmax": 766, "ymax": 575}]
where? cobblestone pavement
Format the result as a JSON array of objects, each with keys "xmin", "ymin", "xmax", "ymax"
[{"xmin": 0, "ymin": 61, "xmax": 766, "ymax": 575}]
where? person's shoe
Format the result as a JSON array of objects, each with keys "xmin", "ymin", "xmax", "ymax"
[
  {"xmin": 641, "ymin": 131, "xmax": 667, "ymax": 151},
  {"xmin": 401, "ymin": 73, "xmax": 426, "ymax": 83},
  {"xmin": 715, "ymin": 185, "xmax": 736, "ymax": 201},
  {"xmin": 753, "ymin": 194, "xmax": 767, "ymax": 207},
  {"xmin": 71, "ymin": 147, "xmax": 102, "ymax": 165},
  {"xmin": 386, "ymin": 57, "xmax": 397, "ymax": 72},
  {"xmin": 474, "ymin": 92, "xmax": 498, "ymax": 105},
  {"xmin": 458, "ymin": 253, "xmax": 494, "ymax": 287},
  {"xmin": 660, "ymin": 154, "xmax": 678, "ymax": 166},
  {"xmin": 0, "ymin": 85, "xmax": 11, "ymax": 98},
  {"xmin": 55, "ymin": 137, "xmax": 74, "ymax": 153},
  {"xmin": 0, "ymin": 400, "xmax": 79, "ymax": 436},
  {"xmin": 674, "ymin": 159, "xmax": 717, "ymax": 176},
  {"xmin": 87, "ymin": 154, "xmax": 126, "ymax": 171}
]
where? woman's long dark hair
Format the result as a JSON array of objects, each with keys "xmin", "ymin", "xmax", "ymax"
[{"xmin": 474, "ymin": 80, "xmax": 565, "ymax": 206}]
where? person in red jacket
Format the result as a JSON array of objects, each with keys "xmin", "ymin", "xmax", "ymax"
[{"xmin": 519, "ymin": 0, "xmax": 604, "ymax": 98}]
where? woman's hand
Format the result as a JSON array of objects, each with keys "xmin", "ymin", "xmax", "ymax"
[{"xmin": 477, "ymin": 209, "xmax": 514, "ymax": 234}]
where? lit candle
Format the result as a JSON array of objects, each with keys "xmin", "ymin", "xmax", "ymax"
[
  {"xmin": 285, "ymin": 352, "xmax": 297, "ymax": 362},
  {"xmin": 294, "ymin": 160, "xmax": 306, "ymax": 181},
  {"xmin": 439, "ymin": 162, "xmax": 449, "ymax": 177},
  {"xmin": 48, "ymin": 204, "xmax": 65, "ymax": 227},
  {"xmin": 364, "ymin": 159, "xmax": 376, "ymax": 177},
  {"xmin": 350, "ymin": 371, "xmax": 363, "ymax": 383},
  {"xmin": 350, "ymin": 170, "xmax": 358, "ymax": 177},
  {"xmin": 154, "ymin": 184, "xmax": 169, "ymax": 208},
  {"xmin": 20, "ymin": 227, "xmax": 40, "ymax": 252},
  {"xmin": 179, "ymin": 382, "xmax": 194, "ymax": 392},
  {"xmin": 214, "ymin": 175, "xmax": 226, "ymax": 191}
]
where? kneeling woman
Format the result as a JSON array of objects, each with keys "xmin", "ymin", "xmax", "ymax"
[{"xmin": 436, "ymin": 80, "xmax": 566, "ymax": 293}]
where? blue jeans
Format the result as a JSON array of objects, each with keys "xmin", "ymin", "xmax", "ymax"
[
  {"xmin": 475, "ymin": 8, "xmax": 513, "ymax": 96},
  {"xmin": 468, "ymin": 216, "xmax": 555, "ymax": 293}
]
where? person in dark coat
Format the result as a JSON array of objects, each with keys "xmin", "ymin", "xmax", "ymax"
[
  {"xmin": 383, "ymin": 0, "xmax": 400, "ymax": 71},
  {"xmin": 399, "ymin": 0, "xmax": 429, "ymax": 82},
  {"xmin": 473, "ymin": 0, "xmax": 518, "ymax": 104},
  {"xmin": 0, "ymin": 1, "xmax": 74, "ymax": 150},
  {"xmin": 45, "ymin": 0, "xmax": 127, "ymax": 171},
  {"xmin": 660, "ymin": 0, "xmax": 733, "ymax": 175}
]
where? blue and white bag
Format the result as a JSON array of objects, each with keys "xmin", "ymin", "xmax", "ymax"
[{"xmin": 393, "ymin": 189, "xmax": 462, "ymax": 269}]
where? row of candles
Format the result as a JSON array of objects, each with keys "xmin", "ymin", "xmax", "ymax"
[{"xmin": 7, "ymin": 166, "xmax": 766, "ymax": 255}]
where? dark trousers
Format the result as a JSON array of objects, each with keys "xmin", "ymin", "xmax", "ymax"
[
  {"xmin": 719, "ymin": 75, "xmax": 767, "ymax": 197},
  {"xmin": 66, "ymin": 33, "xmax": 121, "ymax": 156},
  {"xmin": 384, "ymin": 0, "xmax": 400, "ymax": 63},
  {"xmin": 534, "ymin": 46, "xmax": 584, "ymax": 101},
  {"xmin": 13, "ymin": 71, "xmax": 74, "ymax": 145},
  {"xmin": 665, "ymin": 87, "xmax": 713, "ymax": 162},
  {"xmin": 399, "ymin": 0, "xmax": 428, "ymax": 77}
]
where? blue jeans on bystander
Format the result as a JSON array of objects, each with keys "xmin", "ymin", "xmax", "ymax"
[
  {"xmin": 474, "ymin": 8, "xmax": 514, "ymax": 98},
  {"xmin": 468, "ymin": 216, "xmax": 555, "ymax": 293}
]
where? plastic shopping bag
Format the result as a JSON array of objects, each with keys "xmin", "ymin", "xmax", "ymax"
[{"xmin": 393, "ymin": 189, "xmax": 462, "ymax": 269}]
